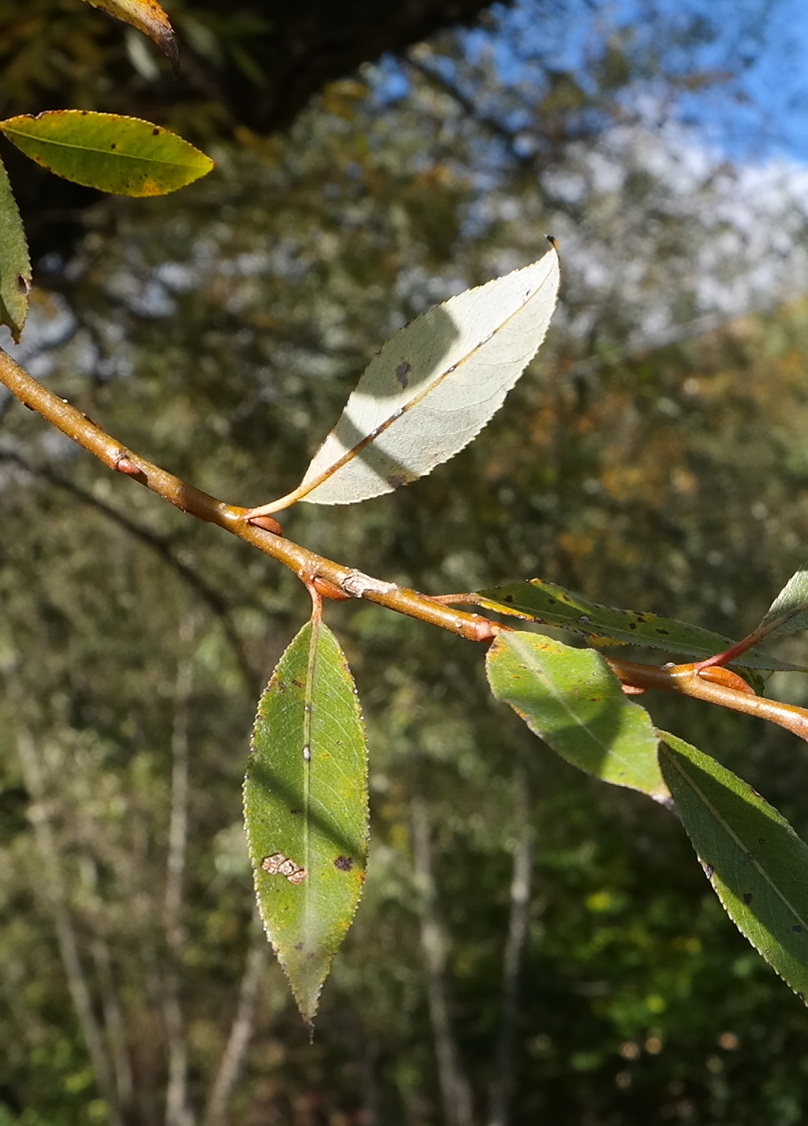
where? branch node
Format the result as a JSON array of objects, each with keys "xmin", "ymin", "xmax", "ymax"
[
  {"xmin": 115, "ymin": 454, "xmax": 144, "ymax": 479},
  {"xmin": 342, "ymin": 570, "xmax": 398, "ymax": 598},
  {"xmin": 245, "ymin": 513, "xmax": 283, "ymax": 535}
]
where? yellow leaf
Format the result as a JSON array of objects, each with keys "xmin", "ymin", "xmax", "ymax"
[{"xmin": 80, "ymin": 0, "xmax": 178, "ymax": 66}]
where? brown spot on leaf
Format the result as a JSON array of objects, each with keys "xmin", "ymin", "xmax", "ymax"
[
  {"xmin": 395, "ymin": 360, "xmax": 412, "ymax": 388},
  {"xmin": 334, "ymin": 856, "xmax": 354, "ymax": 872},
  {"xmin": 743, "ymin": 892, "xmax": 753, "ymax": 905}
]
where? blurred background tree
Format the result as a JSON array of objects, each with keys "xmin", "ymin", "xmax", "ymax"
[{"xmin": 2, "ymin": 0, "xmax": 808, "ymax": 1123}]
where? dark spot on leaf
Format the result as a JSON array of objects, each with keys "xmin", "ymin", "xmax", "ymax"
[
  {"xmin": 290, "ymin": 808, "xmax": 302, "ymax": 815},
  {"xmin": 291, "ymin": 678, "xmax": 305, "ymax": 689},
  {"xmin": 110, "ymin": 142, "xmax": 117, "ymax": 149},
  {"xmin": 334, "ymin": 856, "xmax": 354, "ymax": 872},
  {"xmin": 152, "ymin": 127, "xmax": 161, "ymax": 135},
  {"xmin": 793, "ymin": 925, "xmax": 803, "ymax": 933},
  {"xmin": 395, "ymin": 361, "xmax": 412, "ymax": 388},
  {"xmin": 629, "ymin": 622, "xmax": 637, "ymax": 629},
  {"xmin": 504, "ymin": 595, "xmax": 514, "ymax": 603},
  {"xmin": 743, "ymin": 892, "xmax": 753, "ymax": 905},
  {"xmin": 295, "ymin": 942, "xmax": 303, "ymax": 950},
  {"xmin": 387, "ymin": 474, "xmax": 410, "ymax": 488},
  {"xmin": 656, "ymin": 628, "xmax": 670, "ymax": 635},
  {"xmin": 758, "ymin": 838, "xmax": 765, "ymax": 845}
]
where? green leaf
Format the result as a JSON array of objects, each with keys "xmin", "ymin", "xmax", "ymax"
[
  {"xmin": 244, "ymin": 619, "xmax": 368, "ymax": 1025},
  {"xmin": 486, "ymin": 631, "xmax": 668, "ymax": 799},
  {"xmin": 659, "ymin": 733, "xmax": 808, "ymax": 1004},
  {"xmin": 0, "ymin": 155, "xmax": 31, "ymax": 342},
  {"xmin": 0, "ymin": 112, "xmax": 214, "ymax": 197},
  {"xmin": 477, "ymin": 578, "xmax": 802, "ymax": 671},
  {"xmin": 79, "ymin": 0, "xmax": 178, "ymax": 65},
  {"xmin": 246, "ymin": 244, "xmax": 559, "ymax": 516},
  {"xmin": 756, "ymin": 560, "xmax": 808, "ymax": 642}
]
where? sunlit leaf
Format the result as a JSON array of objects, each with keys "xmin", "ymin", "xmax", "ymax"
[
  {"xmin": 660, "ymin": 732, "xmax": 808, "ymax": 1004},
  {"xmin": 0, "ymin": 113, "xmax": 213, "ymax": 197},
  {"xmin": 247, "ymin": 246, "xmax": 559, "ymax": 515},
  {"xmin": 244, "ymin": 619, "xmax": 368, "ymax": 1025},
  {"xmin": 486, "ymin": 631, "xmax": 668, "ymax": 799},
  {"xmin": 477, "ymin": 578, "xmax": 802, "ymax": 670},
  {"xmin": 756, "ymin": 560, "xmax": 808, "ymax": 642},
  {"xmin": 79, "ymin": 0, "xmax": 178, "ymax": 65},
  {"xmin": 0, "ymin": 156, "xmax": 31, "ymax": 342}
]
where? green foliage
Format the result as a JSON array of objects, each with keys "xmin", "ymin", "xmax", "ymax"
[
  {"xmin": 478, "ymin": 577, "xmax": 804, "ymax": 670},
  {"xmin": 660, "ymin": 732, "xmax": 808, "ymax": 1003},
  {"xmin": 0, "ymin": 111, "xmax": 213, "ymax": 196},
  {"xmin": 486, "ymin": 631, "xmax": 666, "ymax": 797},
  {"xmin": 0, "ymin": 155, "xmax": 29, "ymax": 340},
  {"xmin": 245, "ymin": 616, "xmax": 368, "ymax": 1024},
  {"xmin": 3, "ymin": 0, "xmax": 808, "ymax": 1122}
]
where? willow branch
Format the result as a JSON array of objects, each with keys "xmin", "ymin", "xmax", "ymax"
[
  {"xmin": 0, "ymin": 349, "xmax": 498, "ymax": 643},
  {"xmin": 609, "ymin": 658, "xmax": 808, "ymax": 743}
]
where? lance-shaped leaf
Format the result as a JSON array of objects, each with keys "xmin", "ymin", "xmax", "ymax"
[
  {"xmin": 486, "ymin": 631, "xmax": 668, "ymax": 799},
  {"xmin": 247, "ymin": 247, "xmax": 559, "ymax": 516},
  {"xmin": 244, "ymin": 619, "xmax": 368, "ymax": 1025},
  {"xmin": 756, "ymin": 561, "xmax": 808, "ymax": 642},
  {"xmin": 477, "ymin": 578, "xmax": 802, "ymax": 671},
  {"xmin": 0, "ymin": 155, "xmax": 31, "ymax": 342},
  {"xmin": 0, "ymin": 113, "xmax": 213, "ymax": 197},
  {"xmin": 79, "ymin": 0, "xmax": 178, "ymax": 65},
  {"xmin": 659, "ymin": 732, "xmax": 808, "ymax": 1003}
]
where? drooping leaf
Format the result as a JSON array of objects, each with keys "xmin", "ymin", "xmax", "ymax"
[
  {"xmin": 0, "ymin": 113, "xmax": 213, "ymax": 197},
  {"xmin": 477, "ymin": 578, "xmax": 802, "ymax": 671},
  {"xmin": 0, "ymin": 156, "xmax": 31, "ymax": 342},
  {"xmin": 246, "ymin": 247, "xmax": 559, "ymax": 515},
  {"xmin": 659, "ymin": 732, "xmax": 808, "ymax": 1004},
  {"xmin": 486, "ymin": 631, "xmax": 668, "ymax": 799},
  {"xmin": 79, "ymin": 0, "xmax": 178, "ymax": 65},
  {"xmin": 244, "ymin": 619, "xmax": 368, "ymax": 1025}
]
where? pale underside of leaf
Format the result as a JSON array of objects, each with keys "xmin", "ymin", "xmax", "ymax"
[
  {"xmin": 244, "ymin": 619, "xmax": 368, "ymax": 1025},
  {"xmin": 486, "ymin": 631, "xmax": 668, "ymax": 799},
  {"xmin": 249, "ymin": 248, "xmax": 559, "ymax": 515},
  {"xmin": 660, "ymin": 732, "xmax": 808, "ymax": 1004}
]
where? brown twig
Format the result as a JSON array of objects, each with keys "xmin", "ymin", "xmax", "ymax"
[
  {"xmin": 609, "ymin": 658, "xmax": 808, "ymax": 744},
  {"xmin": 0, "ymin": 348, "xmax": 498, "ymax": 643},
  {"xmin": 6, "ymin": 346, "xmax": 808, "ymax": 744}
]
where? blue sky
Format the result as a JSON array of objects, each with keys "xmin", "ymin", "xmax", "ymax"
[{"xmin": 458, "ymin": 0, "xmax": 808, "ymax": 165}]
